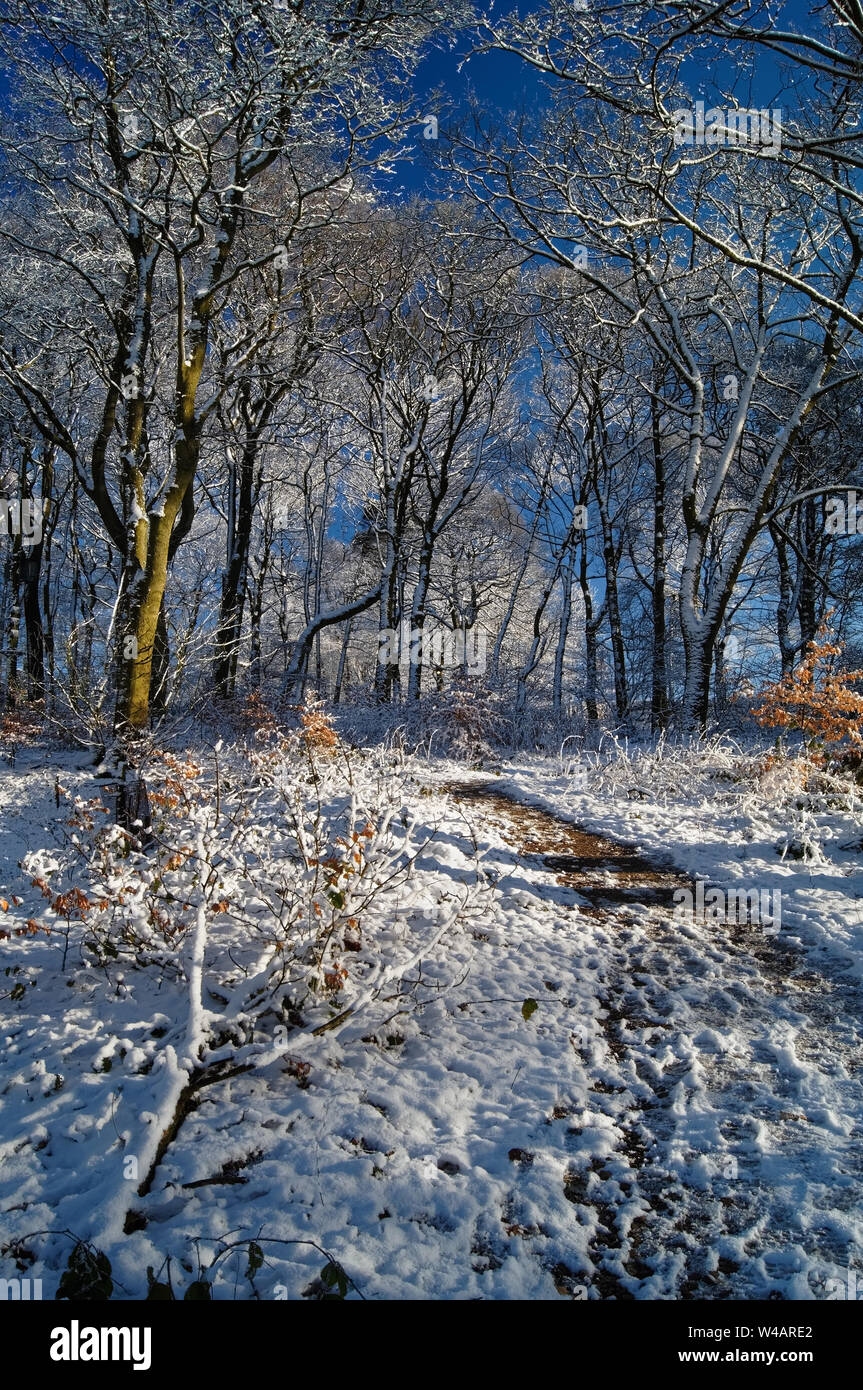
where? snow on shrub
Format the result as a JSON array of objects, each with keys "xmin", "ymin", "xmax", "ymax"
[
  {"xmin": 10, "ymin": 702, "xmax": 475, "ymax": 1251},
  {"xmin": 21, "ymin": 705, "xmax": 470, "ymax": 1049}
]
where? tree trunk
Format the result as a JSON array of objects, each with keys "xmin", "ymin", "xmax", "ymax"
[
  {"xmin": 552, "ymin": 557, "xmax": 573, "ymax": 714},
  {"xmin": 149, "ymin": 603, "xmax": 170, "ymax": 718},
  {"xmin": 21, "ymin": 542, "xmax": 45, "ymax": 702},
  {"xmin": 119, "ymin": 433, "xmax": 197, "ymax": 730},
  {"xmin": 798, "ymin": 496, "xmax": 819, "ymax": 652},
  {"xmin": 650, "ymin": 394, "xmax": 670, "ymax": 731},
  {"xmin": 407, "ymin": 529, "xmax": 435, "ymax": 701},
  {"xmin": 333, "ymin": 617, "xmax": 353, "ymax": 705},
  {"xmin": 713, "ymin": 629, "xmax": 729, "ymax": 718},
  {"xmin": 285, "ymin": 585, "xmax": 382, "ymax": 698},
  {"xmin": 2, "ymin": 545, "xmax": 20, "ymax": 708},
  {"xmin": 491, "ymin": 469, "xmax": 551, "ymax": 681},
  {"xmin": 595, "ymin": 489, "xmax": 629, "ymax": 726},
  {"xmin": 770, "ymin": 520, "xmax": 797, "ymax": 676},
  {"xmin": 375, "ymin": 560, "xmax": 401, "ymax": 702},
  {"xmin": 515, "ymin": 559, "xmax": 560, "ymax": 713},
  {"xmin": 215, "ymin": 427, "xmax": 257, "ymax": 700},
  {"xmin": 681, "ymin": 629, "xmax": 714, "ymax": 730},
  {"xmin": 578, "ymin": 537, "xmax": 601, "ymax": 744}
]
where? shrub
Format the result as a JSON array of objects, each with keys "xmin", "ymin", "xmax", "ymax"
[{"xmin": 751, "ymin": 616, "xmax": 863, "ymax": 760}]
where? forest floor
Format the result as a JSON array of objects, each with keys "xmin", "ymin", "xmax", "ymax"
[{"xmin": 1, "ymin": 739, "xmax": 862, "ymax": 1300}]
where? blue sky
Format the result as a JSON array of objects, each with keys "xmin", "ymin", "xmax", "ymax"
[
  {"xmin": 383, "ymin": 0, "xmax": 821, "ymax": 199},
  {"xmin": 0, "ymin": 1, "xmax": 822, "ymax": 197},
  {"xmin": 387, "ymin": 23, "xmax": 544, "ymax": 199}
]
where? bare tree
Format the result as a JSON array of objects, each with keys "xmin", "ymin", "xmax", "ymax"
[{"xmin": 0, "ymin": 0, "xmax": 462, "ymax": 732}]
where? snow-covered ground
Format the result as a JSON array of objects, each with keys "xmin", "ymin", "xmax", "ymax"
[{"xmin": 1, "ymin": 736, "xmax": 862, "ymax": 1300}]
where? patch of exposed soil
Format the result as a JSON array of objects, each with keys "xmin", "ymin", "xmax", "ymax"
[{"xmin": 447, "ymin": 780, "xmax": 692, "ymax": 912}]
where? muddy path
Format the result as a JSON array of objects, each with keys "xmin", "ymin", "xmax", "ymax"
[
  {"xmin": 448, "ymin": 780, "xmax": 692, "ymax": 914},
  {"xmin": 446, "ymin": 779, "xmax": 863, "ymax": 1300}
]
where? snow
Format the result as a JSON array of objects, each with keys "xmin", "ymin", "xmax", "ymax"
[{"xmin": 1, "ymin": 738, "xmax": 862, "ymax": 1300}]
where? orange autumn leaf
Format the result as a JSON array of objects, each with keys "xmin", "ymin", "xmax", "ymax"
[{"xmin": 752, "ymin": 613, "xmax": 863, "ymax": 755}]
